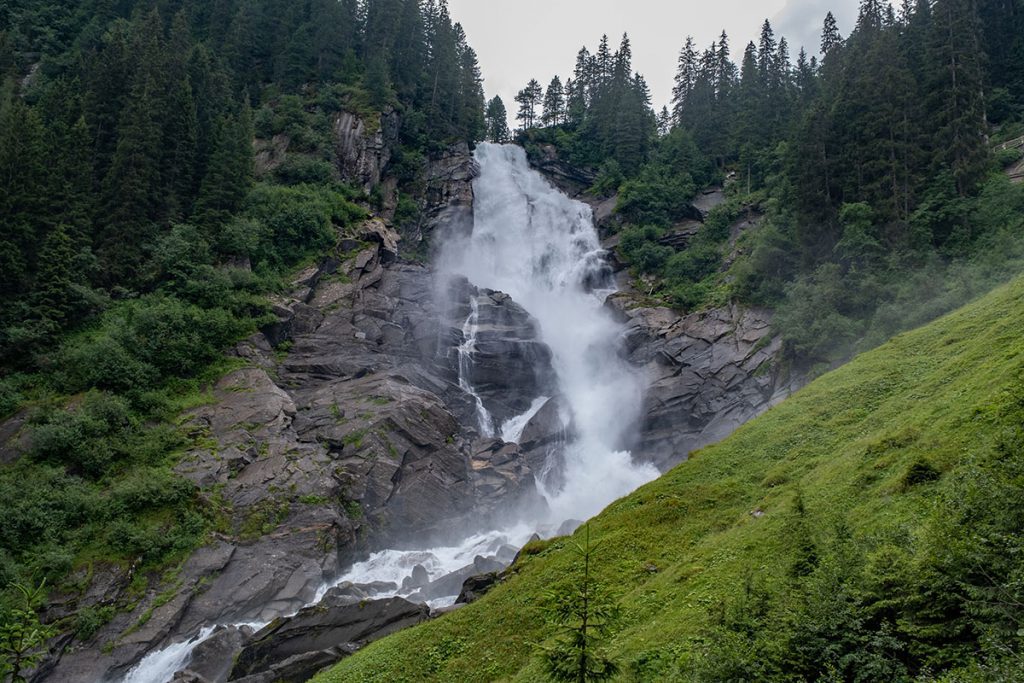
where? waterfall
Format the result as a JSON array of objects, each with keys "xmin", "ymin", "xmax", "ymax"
[
  {"xmin": 457, "ymin": 294, "xmax": 495, "ymax": 437},
  {"xmin": 441, "ymin": 142, "xmax": 658, "ymax": 522},
  {"xmin": 116, "ymin": 143, "xmax": 659, "ymax": 682}
]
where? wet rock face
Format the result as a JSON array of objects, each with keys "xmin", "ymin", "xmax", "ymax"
[
  {"xmin": 447, "ymin": 282, "xmax": 557, "ymax": 423},
  {"xmin": 607, "ymin": 294, "xmax": 804, "ymax": 471},
  {"xmin": 421, "ymin": 143, "xmax": 478, "ymax": 244}
]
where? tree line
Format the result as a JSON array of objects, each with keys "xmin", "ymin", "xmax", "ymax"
[
  {"xmin": 0, "ymin": 0, "xmax": 486, "ymax": 369},
  {"xmin": 503, "ymin": 0, "xmax": 1024, "ymax": 362}
]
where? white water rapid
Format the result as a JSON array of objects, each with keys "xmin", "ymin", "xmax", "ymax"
[{"xmin": 119, "ymin": 143, "xmax": 658, "ymax": 682}]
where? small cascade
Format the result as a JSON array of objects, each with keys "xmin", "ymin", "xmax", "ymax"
[
  {"xmin": 500, "ymin": 396, "xmax": 551, "ymax": 443},
  {"xmin": 457, "ymin": 294, "xmax": 495, "ymax": 438},
  {"xmin": 120, "ymin": 627, "xmax": 218, "ymax": 683}
]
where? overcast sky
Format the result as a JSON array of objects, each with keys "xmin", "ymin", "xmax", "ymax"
[{"xmin": 448, "ymin": 0, "xmax": 875, "ymax": 117}]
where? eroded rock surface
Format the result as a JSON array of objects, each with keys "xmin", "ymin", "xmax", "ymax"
[{"xmin": 608, "ymin": 294, "xmax": 802, "ymax": 470}]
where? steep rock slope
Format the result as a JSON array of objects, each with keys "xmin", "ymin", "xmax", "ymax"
[
  {"xmin": 316, "ymin": 273, "xmax": 1024, "ymax": 682},
  {"xmin": 30, "ymin": 118, "xmax": 549, "ymax": 683}
]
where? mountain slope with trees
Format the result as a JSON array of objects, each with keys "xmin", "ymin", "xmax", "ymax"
[
  {"xmin": 0, "ymin": 0, "xmax": 484, "ymax": 669},
  {"xmin": 506, "ymin": 0, "xmax": 1024, "ymax": 367}
]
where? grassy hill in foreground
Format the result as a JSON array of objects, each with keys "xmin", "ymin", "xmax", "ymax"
[{"xmin": 315, "ymin": 275, "xmax": 1024, "ymax": 682}]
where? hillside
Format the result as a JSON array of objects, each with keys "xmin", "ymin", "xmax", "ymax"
[{"xmin": 316, "ymin": 273, "xmax": 1024, "ymax": 682}]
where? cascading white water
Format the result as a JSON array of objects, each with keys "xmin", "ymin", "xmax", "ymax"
[
  {"xmin": 500, "ymin": 396, "xmax": 550, "ymax": 443},
  {"xmin": 120, "ymin": 627, "xmax": 217, "ymax": 683},
  {"xmin": 457, "ymin": 295, "xmax": 495, "ymax": 437},
  {"xmin": 441, "ymin": 142, "xmax": 658, "ymax": 522},
  {"xmin": 118, "ymin": 143, "xmax": 659, "ymax": 682}
]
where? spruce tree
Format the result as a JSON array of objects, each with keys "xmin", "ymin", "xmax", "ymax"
[
  {"xmin": 672, "ymin": 37, "xmax": 698, "ymax": 125},
  {"xmin": 456, "ymin": 43, "xmax": 486, "ymax": 142},
  {"xmin": 821, "ymin": 11, "xmax": 843, "ymax": 55},
  {"xmin": 515, "ymin": 79, "xmax": 543, "ymax": 130},
  {"xmin": 927, "ymin": 0, "xmax": 989, "ymax": 197},
  {"xmin": 194, "ymin": 101, "xmax": 254, "ymax": 230},
  {"xmin": 98, "ymin": 10, "xmax": 166, "ymax": 284},
  {"xmin": 485, "ymin": 96, "xmax": 511, "ymax": 142},
  {"xmin": 542, "ymin": 76, "xmax": 566, "ymax": 126}
]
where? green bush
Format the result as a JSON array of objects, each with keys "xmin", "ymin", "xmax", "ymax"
[
  {"xmin": 274, "ymin": 156, "xmax": 335, "ymax": 186},
  {"xmin": 665, "ymin": 244, "xmax": 720, "ymax": 283},
  {"xmin": 616, "ymin": 166, "xmax": 698, "ymax": 227},
  {"xmin": 246, "ymin": 183, "xmax": 366, "ymax": 265},
  {"xmin": 56, "ymin": 334, "xmax": 159, "ymax": 395},
  {"xmin": 0, "ymin": 376, "xmax": 23, "ymax": 418},
  {"xmin": 590, "ymin": 159, "xmax": 624, "ymax": 198},
  {"xmin": 112, "ymin": 297, "xmax": 246, "ymax": 378}
]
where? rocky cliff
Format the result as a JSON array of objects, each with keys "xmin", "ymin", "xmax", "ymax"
[{"xmin": 32, "ymin": 117, "xmax": 552, "ymax": 683}]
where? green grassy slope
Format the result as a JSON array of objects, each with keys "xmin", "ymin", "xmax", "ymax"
[{"xmin": 315, "ymin": 274, "xmax": 1024, "ymax": 682}]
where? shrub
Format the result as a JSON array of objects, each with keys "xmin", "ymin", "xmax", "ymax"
[
  {"xmin": 665, "ymin": 244, "xmax": 721, "ymax": 284},
  {"xmin": 273, "ymin": 156, "xmax": 335, "ymax": 186},
  {"xmin": 117, "ymin": 298, "xmax": 245, "ymax": 377},
  {"xmin": 56, "ymin": 334, "xmax": 158, "ymax": 395}
]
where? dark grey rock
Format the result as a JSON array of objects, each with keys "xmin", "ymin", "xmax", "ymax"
[
  {"xmin": 181, "ymin": 625, "xmax": 250, "ymax": 683},
  {"xmin": 229, "ymin": 597, "xmax": 427, "ymax": 680},
  {"xmin": 456, "ymin": 573, "xmax": 501, "ymax": 605}
]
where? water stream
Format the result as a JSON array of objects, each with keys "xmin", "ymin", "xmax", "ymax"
[
  {"xmin": 457, "ymin": 294, "xmax": 496, "ymax": 438},
  {"xmin": 120, "ymin": 142, "xmax": 658, "ymax": 682}
]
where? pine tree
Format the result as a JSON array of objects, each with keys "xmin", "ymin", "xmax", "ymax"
[
  {"xmin": 485, "ymin": 96, "xmax": 511, "ymax": 142},
  {"xmin": 758, "ymin": 20, "xmax": 778, "ymax": 90},
  {"xmin": 163, "ymin": 11, "xmax": 199, "ymax": 221},
  {"xmin": 657, "ymin": 106, "xmax": 672, "ymax": 136},
  {"xmin": 97, "ymin": 11, "xmax": 166, "ymax": 284},
  {"xmin": 194, "ymin": 101, "xmax": 254, "ymax": 229},
  {"xmin": 595, "ymin": 35, "xmax": 612, "ymax": 85},
  {"xmin": 456, "ymin": 41, "xmax": 486, "ymax": 142},
  {"xmin": 927, "ymin": 0, "xmax": 989, "ymax": 197},
  {"xmin": 672, "ymin": 36, "xmax": 698, "ymax": 124},
  {"xmin": 391, "ymin": 0, "xmax": 427, "ymax": 103},
  {"xmin": 821, "ymin": 11, "xmax": 843, "ymax": 55},
  {"xmin": 542, "ymin": 76, "xmax": 565, "ymax": 126},
  {"xmin": 538, "ymin": 525, "xmax": 621, "ymax": 683},
  {"xmin": 515, "ymin": 79, "xmax": 543, "ymax": 129},
  {"xmin": 32, "ymin": 224, "xmax": 80, "ymax": 331},
  {"xmin": 716, "ymin": 31, "xmax": 736, "ymax": 100},
  {"xmin": 0, "ymin": 93, "xmax": 49, "ymax": 299}
]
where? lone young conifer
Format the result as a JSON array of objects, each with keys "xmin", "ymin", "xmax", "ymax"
[{"xmin": 538, "ymin": 524, "xmax": 620, "ymax": 683}]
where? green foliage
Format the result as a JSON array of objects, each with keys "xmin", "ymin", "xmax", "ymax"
[
  {"xmin": 245, "ymin": 183, "xmax": 366, "ymax": 266},
  {"xmin": 0, "ymin": 582, "xmax": 56, "ymax": 682},
  {"xmin": 616, "ymin": 168, "xmax": 697, "ymax": 227}
]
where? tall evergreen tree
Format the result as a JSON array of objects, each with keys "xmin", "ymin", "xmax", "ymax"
[
  {"xmin": 542, "ymin": 76, "xmax": 565, "ymax": 126},
  {"xmin": 194, "ymin": 100, "xmax": 254, "ymax": 230},
  {"xmin": 485, "ymin": 96, "xmax": 511, "ymax": 143},
  {"xmin": 821, "ymin": 11, "xmax": 843, "ymax": 55},
  {"xmin": 672, "ymin": 36, "xmax": 698, "ymax": 125},
  {"xmin": 927, "ymin": 0, "xmax": 989, "ymax": 197},
  {"xmin": 515, "ymin": 79, "xmax": 543, "ymax": 129}
]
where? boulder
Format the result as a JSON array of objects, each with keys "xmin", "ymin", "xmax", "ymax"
[
  {"xmin": 401, "ymin": 565, "xmax": 430, "ymax": 591},
  {"xmin": 229, "ymin": 597, "xmax": 428, "ymax": 680},
  {"xmin": 179, "ymin": 626, "xmax": 251, "ymax": 683},
  {"xmin": 456, "ymin": 572, "xmax": 501, "ymax": 605}
]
